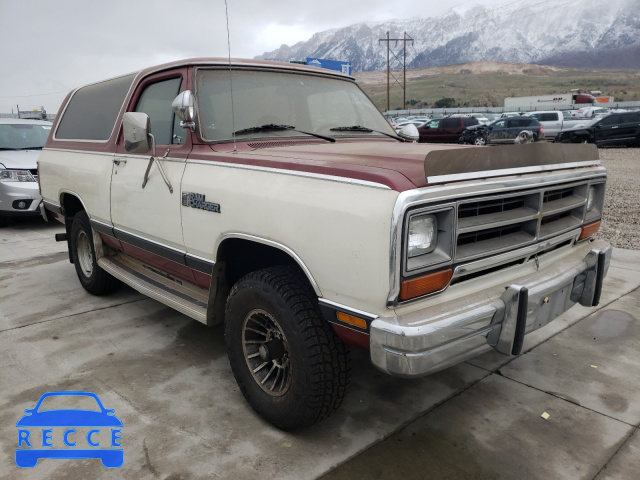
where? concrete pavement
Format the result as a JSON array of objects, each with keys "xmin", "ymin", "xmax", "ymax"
[{"xmin": 1, "ymin": 217, "xmax": 638, "ymax": 479}]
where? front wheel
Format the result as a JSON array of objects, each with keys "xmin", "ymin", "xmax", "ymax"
[
  {"xmin": 225, "ymin": 266, "xmax": 351, "ymax": 430},
  {"xmin": 473, "ymin": 135, "xmax": 487, "ymax": 146},
  {"xmin": 69, "ymin": 211, "xmax": 121, "ymax": 295}
]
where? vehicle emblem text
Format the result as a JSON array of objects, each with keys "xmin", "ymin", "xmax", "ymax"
[{"xmin": 182, "ymin": 192, "xmax": 221, "ymax": 213}]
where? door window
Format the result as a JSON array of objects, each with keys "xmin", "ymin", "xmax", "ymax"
[
  {"xmin": 441, "ymin": 118, "xmax": 458, "ymax": 129},
  {"xmin": 134, "ymin": 77, "xmax": 185, "ymax": 145},
  {"xmin": 599, "ymin": 115, "xmax": 619, "ymax": 126}
]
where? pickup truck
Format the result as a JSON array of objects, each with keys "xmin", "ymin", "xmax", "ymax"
[
  {"xmin": 525, "ymin": 111, "xmax": 588, "ymax": 139},
  {"xmin": 38, "ymin": 58, "xmax": 612, "ymax": 430}
]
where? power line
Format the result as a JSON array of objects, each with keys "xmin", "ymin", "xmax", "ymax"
[{"xmin": 0, "ymin": 89, "xmax": 70, "ymax": 99}]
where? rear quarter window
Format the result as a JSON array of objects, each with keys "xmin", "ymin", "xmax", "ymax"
[{"xmin": 55, "ymin": 73, "xmax": 136, "ymax": 141}]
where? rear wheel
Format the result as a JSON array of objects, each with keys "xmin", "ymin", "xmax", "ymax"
[
  {"xmin": 70, "ymin": 211, "xmax": 121, "ymax": 295},
  {"xmin": 225, "ymin": 266, "xmax": 351, "ymax": 430}
]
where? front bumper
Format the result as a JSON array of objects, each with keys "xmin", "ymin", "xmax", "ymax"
[
  {"xmin": 0, "ymin": 181, "xmax": 42, "ymax": 217},
  {"xmin": 370, "ymin": 241, "xmax": 612, "ymax": 378}
]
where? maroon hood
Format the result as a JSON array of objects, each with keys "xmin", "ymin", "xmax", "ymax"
[
  {"xmin": 195, "ymin": 140, "xmax": 600, "ymax": 193},
  {"xmin": 203, "ymin": 140, "xmax": 474, "ymax": 192}
]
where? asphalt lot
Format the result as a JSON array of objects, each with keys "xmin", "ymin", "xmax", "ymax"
[{"xmin": 1, "ymin": 216, "xmax": 639, "ymax": 480}]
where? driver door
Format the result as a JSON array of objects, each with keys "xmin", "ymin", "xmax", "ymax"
[{"xmin": 110, "ymin": 69, "xmax": 191, "ymax": 272}]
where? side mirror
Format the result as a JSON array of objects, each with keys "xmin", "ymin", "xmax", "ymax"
[
  {"xmin": 397, "ymin": 123, "xmax": 419, "ymax": 142},
  {"xmin": 172, "ymin": 90, "xmax": 196, "ymax": 131},
  {"xmin": 123, "ymin": 112, "xmax": 152, "ymax": 154}
]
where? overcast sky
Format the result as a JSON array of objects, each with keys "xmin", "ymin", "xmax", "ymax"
[{"xmin": 0, "ymin": 0, "xmax": 501, "ymax": 113}]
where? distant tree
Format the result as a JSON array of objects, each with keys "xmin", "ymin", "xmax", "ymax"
[{"xmin": 434, "ymin": 97, "xmax": 456, "ymax": 108}]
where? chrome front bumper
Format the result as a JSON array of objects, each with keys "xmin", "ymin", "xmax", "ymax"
[{"xmin": 370, "ymin": 241, "xmax": 612, "ymax": 378}]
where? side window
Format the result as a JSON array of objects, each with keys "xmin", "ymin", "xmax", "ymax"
[
  {"xmin": 56, "ymin": 74, "xmax": 136, "ymax": 141},
  {"xmin": 599, "ymin": 115, "xmax": 619, "ymax": 126},
  {"xmin": 541, "ymin": 113, "xmax": 557, "ymax": 122},
  {"xmin": 494, "ymin": 120, "xmax": 507, "ymax": 128},
  {"xmin": 427, "ymin": 120, "xmax": 440, "ymax": 129},
  {"xmin": 134, "ymin": 77, "xmax": 184, "ymax": 145},
  {"xmin": 442, "ymin": 118, "xmax": 458, "ymax": 129}
]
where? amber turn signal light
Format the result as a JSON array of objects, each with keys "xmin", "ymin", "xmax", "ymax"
[
  {"xmin": 579, "ymin": 221, "xmax": 601, "ymax": 241},
  {"xmin": 400, "ymin": 269, "xmax": 453, "ymax": 301},
  {"xmin": 336, "ymin": 312, "xmax": 368, "ymax": 329}
]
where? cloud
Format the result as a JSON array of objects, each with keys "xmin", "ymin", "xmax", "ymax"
[{"xmin": 0, "ymin": 0, "xmax": 498, "ymax": 112}]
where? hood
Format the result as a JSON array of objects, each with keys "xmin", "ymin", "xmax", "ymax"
[
  {"xmin": 236, "ymin": 140, "xmax": 476, "ymax": 191},
  {"xmin": 463, "ymin": 124, "xmax": 486, "ymax": 132},
  {"xmin": 202, "ymin": 140, "xmax": 601, "ymax": 192},
  {"xmin": 0, "ymin": 149, "xmax": 41, "ymax": 169}
]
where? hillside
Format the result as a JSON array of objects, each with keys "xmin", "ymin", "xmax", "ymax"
[
  {"xmin": 354, "ymin": 62, "xmax": 640, "ymax": 111},
  {"xmin": 257, "ymin": 0, "xmax": 640, "ymax": 71}
]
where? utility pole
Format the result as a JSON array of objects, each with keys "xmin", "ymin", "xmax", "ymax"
[{"xmin": 379, "ymin": 31, "xmax": 414, "ymax": 111}]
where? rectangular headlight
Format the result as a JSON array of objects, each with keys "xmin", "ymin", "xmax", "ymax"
[{"xmin": 408, "ymin": 214, "xmax": 437, "ymax": 258}]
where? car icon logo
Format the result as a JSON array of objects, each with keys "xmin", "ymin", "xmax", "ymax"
[{"xmin": 15, "ymin": 391, "xmax": 123, "ymax": 468}]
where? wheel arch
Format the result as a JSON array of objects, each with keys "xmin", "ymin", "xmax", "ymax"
[
  {"xmin": 57, "ymin": 191, "xmax": 90, "ymax": 264},
  {"xmin": 206, "ymin": 234, "xmax": 322, "ymax": 326}
]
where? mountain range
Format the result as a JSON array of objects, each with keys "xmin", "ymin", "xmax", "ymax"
[{"xmin": 256, "ymin": 0, "xmax": 640, "ymax": 71}]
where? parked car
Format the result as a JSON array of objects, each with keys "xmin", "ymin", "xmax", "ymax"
[
  {"xmin": 554, "ymin": 110, "xmax": 640, "ymax": 147},
  {"xmin": 0, "ymin": 118, "xmax": 51, "ymax": 226},
  {"xmin": 469, "ymin": 113, "xmax": 490, "ymax": 124},
  {"xmin": 459, "ymin": 117, "xmax": 543, "ymax": 145},
  {"xmin": 394, "ymin": 119, "xmax": 428, "ymax": 133},
  {"xmin": 525, "ymin": 111, "xmax": 587, "ymax": 139},
  {"xmin": 417, "ymin": 116, "xmax": 478, "ymax": 143}
]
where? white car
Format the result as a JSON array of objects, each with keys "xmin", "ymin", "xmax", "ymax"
[{"xmin": 0, "ymin": 118, "xmax": 52, "ymax": 226}]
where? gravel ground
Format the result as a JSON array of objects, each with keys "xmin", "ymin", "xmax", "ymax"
[{"xmin": 596, "ymin": 147, "xmax": 640, "ymax": 250}]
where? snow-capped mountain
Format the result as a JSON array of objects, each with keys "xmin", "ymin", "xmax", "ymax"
[{"xmin": 255, "ymin": 0, "xmax": 640, "ymax": 71}]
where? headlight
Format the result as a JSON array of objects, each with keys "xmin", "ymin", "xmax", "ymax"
[
  {"xmin": 408, "ymin": 214, "xmax": 437, "ymax": 258},
  {"xmin": 586, "ymin": 185, "xmax": 596, "ymax": 212},
  {"xmin": 0, "ymin": 169, "xmax": 36, "ymax": 182}
]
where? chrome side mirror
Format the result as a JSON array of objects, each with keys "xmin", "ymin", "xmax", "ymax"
[
  {"xmin": 123, "ymin": 112, "xmax": 154, "ymax": 154},
  {"xmin": 172, "ymin": 90, "xmax": 196, "ymax": 131},
  {"xmin": 397, "ymin": 123, "xmax": 419, "ymax": 142}
]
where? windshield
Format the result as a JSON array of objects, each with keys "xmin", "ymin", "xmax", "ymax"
[
  {"xmin": 195, "ymin": 69, "xmax": 395, "ymax": 142},
  {"xmin": 0, "ymin": 123, "xmax": 51, "ymax": 150}
]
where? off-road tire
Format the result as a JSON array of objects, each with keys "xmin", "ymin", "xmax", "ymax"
[
  {"xmin": 70, "ymin": 211, "xmax": 121, "ymax": 295},
  {"xmin": 225, "ymin": 266, "xmax": 351, "ymax": 431}
]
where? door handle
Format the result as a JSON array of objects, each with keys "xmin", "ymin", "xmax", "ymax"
[{"xmin": 113, "ymin": 159, "xmax": 127, "ymax": 165}]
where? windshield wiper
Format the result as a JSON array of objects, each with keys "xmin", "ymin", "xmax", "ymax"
[
  {"xmin": 233, "ymin": 124, "xmax": 335, "ymax": 143},
  {"xmin": 330, "ymin": 125, "xmax": 405, "ymax": 142},
  {"xmin": 0, "ymin": 146, "xmax": 44, "ymax": 150}
]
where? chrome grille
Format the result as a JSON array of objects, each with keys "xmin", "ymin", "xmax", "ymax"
[{"xmin": 455, "ymin": 182, "xmax": 588, "ymax": 262}]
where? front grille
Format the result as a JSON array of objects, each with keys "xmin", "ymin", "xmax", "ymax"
[{"xmin": 454, "ymin": 182, "xmax": 588, "ymax": 262}]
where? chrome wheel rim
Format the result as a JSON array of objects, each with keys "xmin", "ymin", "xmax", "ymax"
[
  {"xmin": 242, "ymin": 309, "xmax": 291, "ymax": 396},
  {"xmin": 474, "ymin": 137, "xmax": 486, "ymax": 145},
  {"xmin": 76, "ymin": 230, "xmax": 93, "ymax": 278}
]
